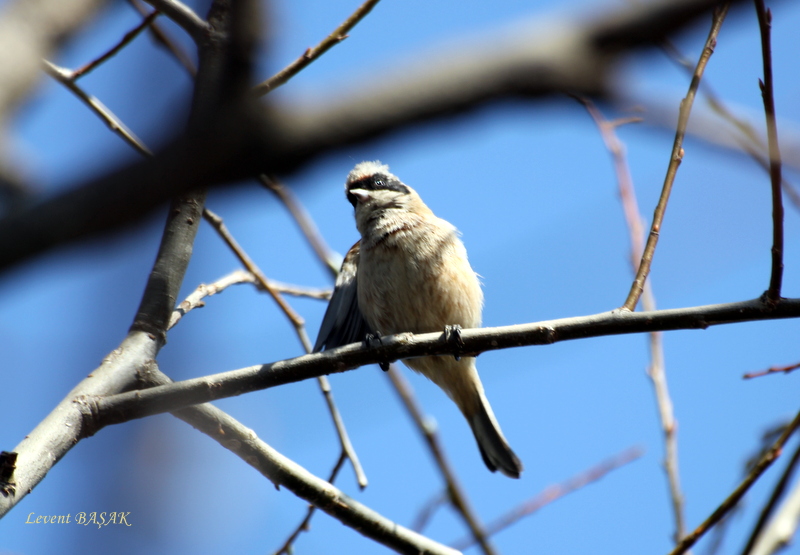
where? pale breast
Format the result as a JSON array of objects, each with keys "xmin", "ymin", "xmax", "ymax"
[{"xmin": 357, "ymin": 218, "xmax": 483, "ymax": 337}]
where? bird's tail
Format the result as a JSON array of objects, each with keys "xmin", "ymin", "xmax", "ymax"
[{"xmin": 467, "ymin": 391, "xmax": 523, "ymax": 479}]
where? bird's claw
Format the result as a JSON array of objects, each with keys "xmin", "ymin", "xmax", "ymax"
[
  {"xmin": 365, "ymin": 332, "xmax": 393, "ymax": 371},
  {"xmin": 444, "ymin": 325, "xmax": 464, "ymax": 361}
]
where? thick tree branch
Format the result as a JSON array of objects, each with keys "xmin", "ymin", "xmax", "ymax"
[
  {"xmin": 0, "ymin": 0, "xmax": 258, "ymax": 519},
  {"xmin": 0, "ymin": 0, "xmax": 752, "ymax": 272},
  {"xmin": 0, "ymin": 191, "xmax": 204, "ymax": 516},
  {"xmin": 88, "ymin": 296, "xmax": 800, "ymax": 426}
]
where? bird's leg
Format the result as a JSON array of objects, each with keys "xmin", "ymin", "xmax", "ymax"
[
  {"xmin": 365, "ymin": 331, "xmax": 392, "ymax": 371},
  {"xmin": 444, "ymin": 324, "xmax": 464, "ymax": 361}
]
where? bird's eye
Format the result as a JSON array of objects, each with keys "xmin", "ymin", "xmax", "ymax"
[{"xmin": 374, "ymin": 179, "xmax": 383, "ymax": 188}]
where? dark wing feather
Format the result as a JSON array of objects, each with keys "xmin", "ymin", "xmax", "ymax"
[{"xmin": 313, "ymin": 241, "xmax": 371, "ymax": 353}]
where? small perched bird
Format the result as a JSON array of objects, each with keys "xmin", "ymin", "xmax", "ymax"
[{"xmin": 314, "ymin": 161, "xmax": 522, "ymax": 478}]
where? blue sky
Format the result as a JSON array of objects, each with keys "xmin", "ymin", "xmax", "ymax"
[{"xmin": 1, "ymin": 0, "xmax": 799, "ymax": 554}]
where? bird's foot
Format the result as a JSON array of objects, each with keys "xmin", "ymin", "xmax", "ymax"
[
  {"xmin": 444, "ymin": 325, "xmax": 464, "ymax": 361},
  {"xmin": 365, "ymin": 331, "xmax": 392, "ymax": 371}
]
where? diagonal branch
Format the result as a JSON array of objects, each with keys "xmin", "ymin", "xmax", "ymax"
[
  {"xmin": 201, "ymin": 208, "xmax": 368, "ymax": 489},
  {"xmin": 452, "ymin": 447, "xmax": 643, "ymax": 550},
  {"xmin": 136, "ymin": 364, "xmax": 458, "ymax": 555},
  {"xmin": 42, "ymin": 60, "xmax": 153, "ymax": 157},
  {"xmin": 71, "ymin": 9, "xmax": 161, "ymax": 79},
  {"xmin": 252, "ymin": 0, "xmax": 383, "ymax": 96},
  {"xmin": 387, "ymin": 365, "xmax": 496, "ymax": 555},
  {"xmin": 668, "ymin": 409, "xmax": 800, "ymax": 555},
  {"xmin": 622, "ymin": 3, "xmax": 729, "ymax": 311},
  {"xmin": 142, "ymin": 0, "xmax": 208, "ymax": 42},
  {"xmin": 576, "ymin": 96, "xmax": 687, "ymax": 543},
  {"xmin": 741, "ymin": 438, "xmax": 800, "ymax": 555},
  {"xmin": 261, "ymin": 175, "xmax": 340, "ymax": 277},
  {"xmin": 130, "ymin": 0, "xmax": 197, "ymax": 76}
]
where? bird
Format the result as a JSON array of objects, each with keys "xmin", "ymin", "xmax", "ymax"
[{"xmin": 314, "ymin": 161, "xmax": 522, "ymax": 478}]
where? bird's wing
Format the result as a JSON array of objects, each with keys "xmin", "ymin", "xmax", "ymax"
[{"xmin": 313, "ymin": 240, "xmax": 371, "ymax": 353}]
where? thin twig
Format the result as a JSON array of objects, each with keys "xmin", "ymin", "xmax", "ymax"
[
  {"xmin": 659, "ymin": 40, "xmax": 800, "ymax": 212},
  {"xmin": 261, "ymin": 175, "xmax": 340, "ymax": 277},
  {"xmin": 387, "ymin": 365, "xmax": 497, "ymax": 555},
  {"xmin": 668, "ymin": 409, "xmax": 800, "ymax": 555},
  {"xmin": 252, "ymin": 0, "xmax": 382, "ymax": 96},
  {"xmin": 266, "ymin": 280, "xmax": 331, "ymax": 299},
  {"xmin": 202, "ymin": 208, "xmax": 306, "ymax": 330},
  {"xmin": 42, "ymin": 61, "xmax": 153, "ymax": 158},
  {"xmin": 71, "ymin": 10, "xmax": 161, "ymax": 80},
  {"xmin": 141, "ymin": 0, "xmax": 209, "ymax": 42},
  {"xmin": 740, "ymin": 439, "xmax": 800, "ymax": 555},
  {"xmin": 168, "ymin": 270, "xmax": 330, "ymax": 330},
  {"xmin": 412, "ymin": 492, "xmax": 449, "ymax": 533},
  {"xmin": 272, "ymin": 452, "xmax": 348, "ymax": 555},
  {"xmin": 169, "ymin": 269, "xmax": 255, "ymax": 329},
  {"xmin": 754, "ymin": 0, "xmax": 784, "ymax": 303},
  {"xmin": 453, "ymin": 447, "xmax": 644, "ymax": 550},
  {"xmin": 577, "ymin": 96, "xmax": 687, "ymax": 543},
  {"xmin": 201, "ymin": 208, "xmax": 368, "ymax": 490},
  {"xmin": 130, "ymin": 0, "xmax": 197, "ymax": 76},
  {"xmin": 622, "ymin": 3, "xmax": 729, "ymax": 311},
  {"xmin": 744, "ymin": 361, "xmax": 800, "ymax": 380}
]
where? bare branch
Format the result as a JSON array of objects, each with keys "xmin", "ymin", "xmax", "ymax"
[
  {"xmin": 0, "ymin": 0, "xmax": 255, "ymax": 520},
  {"xmin": 135, "ymin": 365, "xmax": 458, "ymax": 555},
  {"xmin": 748, "ymin": 478, "xmax": 800, "ymax": 555},
  {"xmin": 0, "ymin": 190, "xmax": 205, "ymax": 517},
  {"xmin": 0, "ymin": 0, "xmax": 106, "ymax": 124},
  {"xmin": 142, "ymin": 0, "xmax": 208, "ymax": 42},
  {"xmin": 261, "ymin": 175, "xmax": 340, "ymax": 277},
  {"xmin": 169, "ymin": 269, "xmax": 255, "ymax": 329},
  {"xmin": 412, "ymin": 492, "xmax": 449, "ymax": 532},
  {"xmin": 658, "ymin": 37, "xmax": 800, "ymax": 212},
  {"xmin": 744, "ymin": 361, "xmax": 800, "ymax": 380},
  {"xmin": 741, "ymin": 439, "xmax": 800, "ymax": 555},
  {"xmin": 453, "ymin": 447, "xmax": 643, "ymax": 550},
  {"xmin": 387, "ymin": 365, "xmax": 496, "ymax": 555},
  {"xmin": 253, "ymin": 0, "xmax": 383, "ymax": 96},
  {"xmin": 753, "ymin": 0, "xmax": 784, "ymax": 303},
  {"xmin": 668, "ymin": 409, "xmax": 800, "ymax": 555},
  {"xmin": 623, "ymin": 3, "xmax": 729, "ymax": 311},
  {"xmin": 71, "ymin": 9, "xmax": 161, "ymax": 80},
  {"xmin": 202, "ymin": 208, "xmax": 307, "ymax": 334},
  {"xmin": 272, "ymin": 452, "xmax": 347, "ymax": 555},
  {"xmin": 0, "ymin": 0, "xmax": 752, "ymax": 272},
  {"xmin": 91, "ymin": 296, "xmax": 800, "ymax": 425},
  {"xmin": 130, "ymin": 0, "xmax": 197, "ymax": 76},
  {"xmin": 202, "ymin": 207, "xmax": 368, "ymax": 489},
  {"xmin": 42, "ymin": 60, "xmax": 153, "ymax": 157},
  {"xmin": 577, "ymin": 96, "xmax": 687, "ymax": 542}
]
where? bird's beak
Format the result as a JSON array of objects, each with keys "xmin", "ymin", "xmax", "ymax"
[{"xmin": 347, "ymin": 188, "xmax": 371, "ymax": 206}]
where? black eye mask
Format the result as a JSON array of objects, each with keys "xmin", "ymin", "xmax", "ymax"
[{"xmin": 346, "ymin": 173, "xmax": 410, "ymax": 207}]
